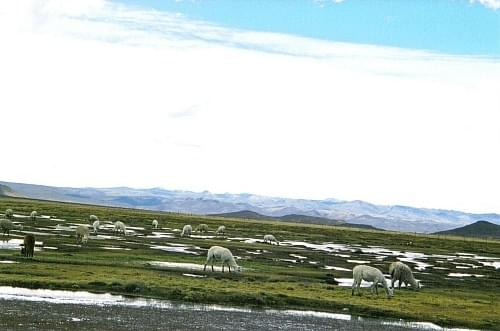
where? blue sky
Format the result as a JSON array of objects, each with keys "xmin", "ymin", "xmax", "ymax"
[
  {"xmin": 119, "ymin": 0, "xmax": 500, "ymax": 56},
  {"xmin": 1, "ymin": 0, "xmax": 499, "ymax": 213}
]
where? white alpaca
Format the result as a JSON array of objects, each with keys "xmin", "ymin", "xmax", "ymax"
[
  {"xmin": 389, "ymin": 262, "xmax": 420, "ymax": 290},
  {"xmin": 181, "ymin": 225, "xmax": 192, "ymax": 237},
  {"xmin": 215, "ymin": 225, "xmax": 225, "ymax": 236},
  {"xmin": 196, "ymin": 224, "xmax": 209, "ymax": 233},
  {"xmin": 204, "ymin": 246, "xmax": 241, "ymax": 273},
  {"xmin": 75, "ymin": 225, "xmax": 90, "ymax": 244},
  {"xmin": 30, "ymin": 211, "xmax": 37, "ymax": 221},
  {"xmin": 114, "ymin": 221, "xmax": 126, "ymax": 235},
  {"xmin": 264, "ymin": 234, "xmax": 279, "ymax": 245},
  {"xmin": 152, "ymin": 219, "xmax": 158, "ymax": 229},
  {"xmin": 352, "ymin": 265, "xmax": 393, "ymax": 298},
  {"xmin": 89, "ymin": 215, "xmax": 99, "ymax": 223},
  {"xmin": 0, "ymin": 219, "xmax": 22, "ymax": 236},
  {"xmin": 92, "ymin": 220, "xmax": 100, "ymax": 233}
]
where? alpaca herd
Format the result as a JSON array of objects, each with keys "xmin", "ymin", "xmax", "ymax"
[
  {"xmin": 351, "ymin": 262, "xmax": 420, "ymax": 299},
  {"xmin": 1, "ymin": 207, "xmax": 423, "ymax": 298}
]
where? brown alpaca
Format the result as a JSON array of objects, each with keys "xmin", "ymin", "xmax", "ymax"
[{"xmin": 21, "ymin": 234, "xmax": 35, "ymax": 258}]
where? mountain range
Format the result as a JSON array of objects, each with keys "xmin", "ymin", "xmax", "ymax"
[
  {"xmin": 210, "ymin": 210, "xmax": 380, "ymax": 230},
  {"xmin": 1, "ymin": 180, "xmax": 499, "ymax": 233}
]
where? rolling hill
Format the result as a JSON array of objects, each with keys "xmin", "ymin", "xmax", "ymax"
[{"xmin": 434, "ymin": 220, "xmax": 500, "ymax": 239}]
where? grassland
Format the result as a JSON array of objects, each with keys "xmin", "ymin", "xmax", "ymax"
[{"xmin": 0, "ymin": 196, "xmax": 499, "ymax": 330}]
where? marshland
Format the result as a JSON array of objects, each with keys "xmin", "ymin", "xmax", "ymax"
[{"xmin": 0, "ymin": 197, "xmax": 498, "ymax": 330}]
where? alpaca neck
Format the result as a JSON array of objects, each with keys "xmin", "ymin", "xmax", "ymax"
[
  {"xmin": 228, "ymin": 257, "xmax": 238, "ymax": 268},
  {"xmin": 410, "ymin": 278, "xmax": 418, "ymax": 289}
]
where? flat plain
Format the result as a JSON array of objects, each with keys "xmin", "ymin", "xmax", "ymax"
[{"xmin": 0, "ymin": 197, "xmax": 499, "ymax": 330}]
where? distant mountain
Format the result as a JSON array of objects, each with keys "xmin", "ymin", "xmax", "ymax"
[
  {"xmin": 211, "ymin": 210, "xmax": 380, "ymax": 230},
  {"xmin": 434, "ymin": 221, "xmax": 500, "ymax": 239},
  {"xmin": 1, "ymin": 180, "xmax": 499, "ymax": 233},
  {"xmin": 0, "ymin": 184, "xmax": 22, "ymax": 197},
  {"xmin": 211, "ymin": 210, "xmax": 270, "ymax": 220}
]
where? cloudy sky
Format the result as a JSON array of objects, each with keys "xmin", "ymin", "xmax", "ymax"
[{"xmin": 0, "ymin": 0, "xmax": 499, "ymax": 214}]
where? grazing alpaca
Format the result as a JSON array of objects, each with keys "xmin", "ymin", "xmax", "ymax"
[
  {"xmin": 114, "ymin": 221, "xmax": 126, "ymax": 236},
  {"xmin": 89, "ymin": 215, "xmax": 99, "ymax": 223},
  {"xmin": 152, "ymin": 219, "xmax": 158, "ymax": 229},
  {"xmin": 21, "ymin": 234, "xmax": 35, "ymax": 258},
  {"xmin": 5, "ymin": 209, "xmax": 13, "ymax": 219},
  {"xmin": 389, "ymin": 261, "xmax": 420, "ymax": 290},
  {"xmin": 352, "ymin": 265, "xmax": 393, "ymax": 298},
  {"xmin": 263, "ymin": 234, "xmax": 279, "ymax": 245},
  {"xmin": 75, "ymin": 225, "xmax": 90, "ymax": 244},
  {"xmin": 92, "ymin": 220, "xmax": 100, "ymax": 233},
  {"xmin": 30, "ymin": 211, "xmax": 37, "ymax": 221},
  {"xmin": 0, "ymin": 219, "xmax": 22, "ymax": 237},
  {"xmin": 215, "ymin": 225, "xmax": 226, "ymax": 236},
  {"xmin": 180, "ymin": 225, "xmax": 192, "ymax": 237},
  {"xmin": 196, "ymin": 224, "xmax": 209, "ymax": 233},
  {"xmin": 203, "ymin": 246, "xmax": 241, "ymax": 273}
]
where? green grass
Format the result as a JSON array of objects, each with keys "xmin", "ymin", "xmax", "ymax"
[{"xmin": 1, "ymin": 196, "xmax": 499, "ymax": 330}]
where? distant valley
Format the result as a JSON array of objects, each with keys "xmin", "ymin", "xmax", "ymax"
[{"xmin": 1, "ymin": 181, "xmax": 499, "ymax": 233}]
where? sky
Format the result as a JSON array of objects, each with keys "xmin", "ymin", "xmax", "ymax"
[{"xmin": 0, "ymin": 0, "xmax": 499, "ymax": 214}]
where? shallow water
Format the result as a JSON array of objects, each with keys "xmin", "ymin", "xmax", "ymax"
[
  {"xmin": 0, "ymin": 239, "xmax": 44, "ymax": 250},
  {"xmin": 148, "ymin": 261, "xmax": 225, "ymax": 272},
  {"xmin": 227, "ymin": 237, "xmax": 500, "ymax": 276},
  {"xmin": 347, "ymin": 259, "xmax": 370, "ymax": 264},
  {"xmin": 190, "ymin": 234, "xmax": 216, "ymax": 239},
  {"xmin": 20, "ymin": 231, "xmax": 55, "ymax": 237},
  {"xmin": 182, "ymin": 273, "xmax": 207, "ymax": 278},
  {"xmin": 336, "ymin": 277, "xmax": 392, "ymax": 288},
  {"xmin": 145, "ymin": 232, "xmax": 175, "ymax": 239},
  {"xmin": 100, "ymin": 246, "xmax": 131, "ymax": 251},
  {"xmin": 244, "ymin": 250, "xmax": 262, "ymax": 255},
  {"xmin": 150, "ymin": 244, "xmax": 200, "ymax": 255},
  {"xmin": 0, "ymin": 287, "xmax": 475, "ymax": 331},
  {"xmin": 324, "ymin": 265, "xmax": 351, "ymax": 271},
  {"xmin": 290, "ymin": 253, "xmax": 307, "ymax": 259},
  {"xmin": 447, "ymin": 273, "xmax": 484, "ymax": 278}
]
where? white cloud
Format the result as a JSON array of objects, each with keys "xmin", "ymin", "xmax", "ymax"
[
  {"xmin": 0, "ymin": 0, "xmax": 499, "ymax": 214},
  {"xmin": 470, "ymin": 0, "xmax": 500, "ymax": 10},
  {"xmin": 170, "ymin": 105, "xmax": 201, "ymax": 118},
  {"xmin": 314, "ymin": 0, "xmax": 344, "ymax": 5}
]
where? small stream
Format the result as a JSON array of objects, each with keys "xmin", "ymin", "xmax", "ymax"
[{"xmin": 0, "ymin": 287, "xmax": 476, "ymax": 331}]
